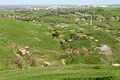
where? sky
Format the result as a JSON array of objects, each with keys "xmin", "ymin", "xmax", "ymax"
[{"xmin": 0, "ymin": 0, "xmax": 120, "ymax": 5}]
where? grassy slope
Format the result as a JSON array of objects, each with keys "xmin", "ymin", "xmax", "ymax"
[
  {"xmin": 0, "ymin": 18, "xmax": 61, "ymax": 69},
  {"xmin": 55, "ymin": 21, "xmax": 120, "ymax": 64},
  {"xmin": 0, "ymin": 18, "xmax": 120, "ymax": 79},
  {"xmin": 0, "ymin": 18, "xmax": 120, "ymax": 66}
]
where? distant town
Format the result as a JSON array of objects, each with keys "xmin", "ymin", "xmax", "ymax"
[{"xmin": 0, "ymin": 4, "xmax": 120, "ymax": 12}]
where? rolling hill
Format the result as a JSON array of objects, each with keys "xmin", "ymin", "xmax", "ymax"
[{"xmin": 0, "ymin": 12, "xmax": 120, "ymax": 79}]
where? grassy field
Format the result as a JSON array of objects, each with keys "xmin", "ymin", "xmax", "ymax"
[
  {"xmin": 0, "ymin": 18, "xmax": 119, "ymax": 67},
  {"xmin": 0, "ymin": 7, "xmax": 120, "ymax": 79},
  {"xmin": 0, "ymin": 18, "xmax": 61, "ymax": 69},
  {"xmin": 0, "ymin": 18, "xmax": 120, "ymax": 79},
  {"xmin": 0, "ymin": 64, "xmax": 120, "ymax": 80}
]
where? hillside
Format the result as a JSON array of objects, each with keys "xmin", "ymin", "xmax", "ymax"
[
  {"xmin": 0, "ymin": 7, "xmax": 120, "ymax": 80},
  {"xmin": 0, "ymin": 18, "xmax": 120, "ymax": 66},
  {"xmin": 0, "ymin": 18, "xmax": 61, "ymax": 69}
]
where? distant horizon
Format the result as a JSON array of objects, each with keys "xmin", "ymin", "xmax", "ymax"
[
  {"xmin": 0, "ymin": 0, "xmax": 120, "ymax": 5},
  {"xmin": 0, "ymin": 4, "xmax": 120, "ymax": 6}
]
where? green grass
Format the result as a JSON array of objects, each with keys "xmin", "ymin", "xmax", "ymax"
[
  {"xmin": 0, "ymin": 18, "xmax": 120, "ymax": 67},
  {"xmin": 0, "ymin": 9, "xmax": 120, "ymax": 79},
  {"xmin": 0, "ymin": 18, "xmax": 61, "ymax": 69},
  {"xmin": 0, "ymin": 64, "xmax": 120, "ymax": 80},
  {"xmin": 0, "ymin": 7, "xmax": 120, "ymax": 80}
]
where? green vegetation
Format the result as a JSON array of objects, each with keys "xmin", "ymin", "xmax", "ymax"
[
  {"xmin": 0, "ymin": 18, "xmax": 61, "ymax": 69},
  {"xmin": 0, "ymin": 6, "xmax": 120, "ymax": 80},
  {"xmin": 0, "ymin": 64, "xmax": 120, "ymax": 80}
]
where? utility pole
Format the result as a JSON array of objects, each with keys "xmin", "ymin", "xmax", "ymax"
[
  {"xmin": 90, "ymin": 14, "xmax": 93, "ymax": 26},
  {"xmin": 13, "ymin": 6, "xmax": 16, "ymax": 19},
  {"xmin": 89, "ymin": 9, "xmax": 95, "ymax": 26}
]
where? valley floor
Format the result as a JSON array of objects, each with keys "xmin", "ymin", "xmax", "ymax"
[{"xmin": 0, "ymin": 64, "xmax": 120, "ymax": 80}]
